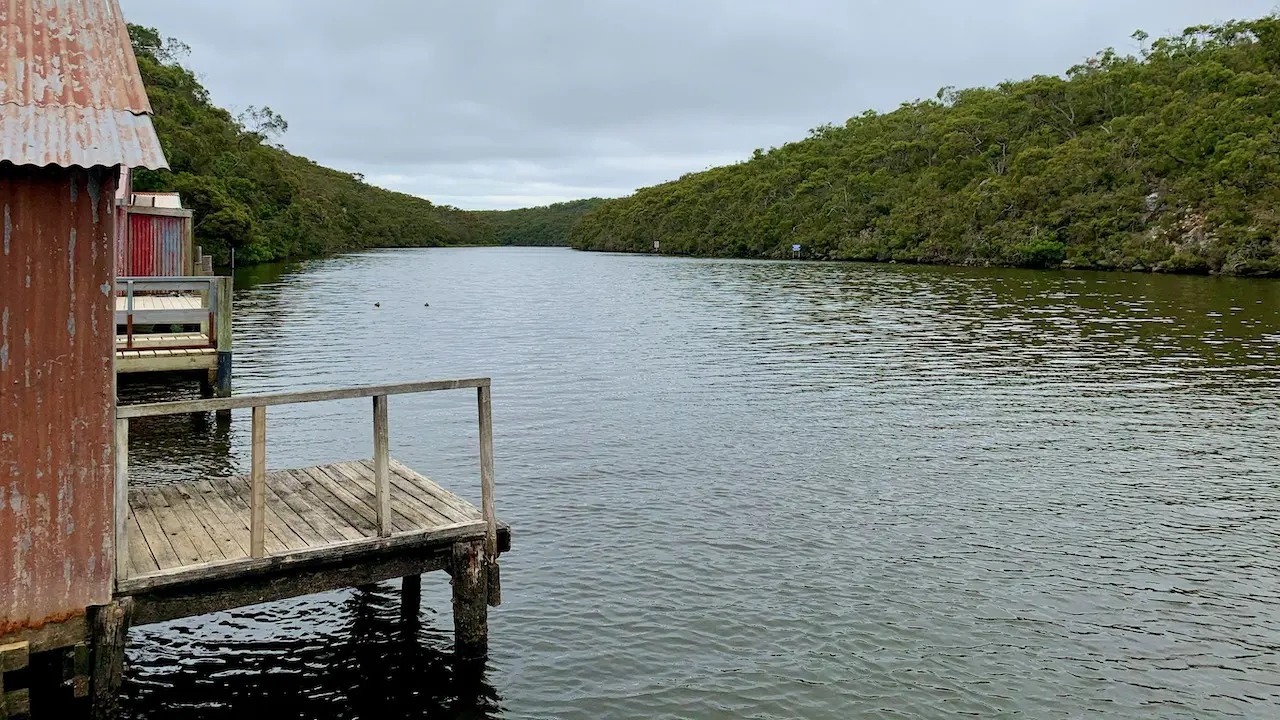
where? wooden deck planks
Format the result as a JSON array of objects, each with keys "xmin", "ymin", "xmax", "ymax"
[
  {"xmin": 124, "ymin": 461, "xmax": 499, "ymax": 589},
  {"xmin": 326, "ymin": 461, "xmax": 424, "ymax": 532}
]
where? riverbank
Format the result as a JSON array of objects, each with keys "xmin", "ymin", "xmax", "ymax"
[{"xmin": 568, "ymin": 18, "xmax": 1280, "ymax": 278}]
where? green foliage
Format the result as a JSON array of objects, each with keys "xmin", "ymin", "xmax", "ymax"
[
  {"xmin": 569, "ymin": 17, "xmax": 1280, "ymax": 276},
  {"xmin": 128, "ymin": 25, "xmax": 491, "ymax": 265},
  {"xmin": 475, "ymin": 199, "xmax": 607, "ymax": 246}
]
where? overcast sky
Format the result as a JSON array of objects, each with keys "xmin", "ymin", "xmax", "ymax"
[{"xmin": 117, "ymin": 0, "xmax": 1276, "ymax": 210}]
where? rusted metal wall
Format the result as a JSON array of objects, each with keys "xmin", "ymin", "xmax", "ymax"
[
  {"xmin": 0, "ymin": 163, "xmax": 118, "ymax": 635},
  {"xmin": 124, "ymin": 211, "xmax": 189, "ymax": 276}
]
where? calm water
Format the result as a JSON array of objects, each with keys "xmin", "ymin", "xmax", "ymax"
[{"xmin": 118, "ymin": 248, "xmax": 1280, "ymax": 719}]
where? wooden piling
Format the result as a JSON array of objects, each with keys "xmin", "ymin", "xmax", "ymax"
[
  {"xmin": 400, "ymin": 574, "xmax": 421, "ymax": 620},
  {"xmin": 89, "ymin": 598, "xmax": 133, "ymax": 720},
  {"xmin": 213, "ymin": 276, "xmax": 233, "ymax": 398},
  {"xmin": 0, "ymin": 640, "xmax": 30, "ymax": 720},
  {"xmin": 450, "ymin": 541, "xmax": 488, "ymax": 658}
]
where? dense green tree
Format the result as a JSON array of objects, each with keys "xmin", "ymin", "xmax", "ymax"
[
  {"xmin": 570, "ymin": 18, "xmax": 1280, "ymax": 276},
  {"xmin": 474, "ymin": 199, "xmax": 607, "ymax": 246},
  {"xmin": 128, "ymin": 25, "xmax": 492, "ymax": 264}
]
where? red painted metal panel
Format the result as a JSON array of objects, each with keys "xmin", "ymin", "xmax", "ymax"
[
  {"xmin": 0, "ymin": 164, "xmax": 118, "ymax": 635},
  {"xmin": 126, "ymin": 212, "xmax": 188, "ymax": 277}
]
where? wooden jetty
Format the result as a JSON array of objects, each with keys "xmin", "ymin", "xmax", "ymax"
[
  {"xmin": 115, "ymin": 276, "xmax": 233, "ymax": 397},
  {"xmin": 112, "ymin": 378, "xmax": 508, "ymax": 628},
  {"xmin": 0, "ymin": 377, "xmax": 508, "ymax": 719}
]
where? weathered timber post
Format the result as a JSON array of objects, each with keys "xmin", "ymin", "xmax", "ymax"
[
  {"xmin": 450, "ymin": 541, "xmax": 488, "ymax": 658},
  {"xmin": 400, "ymin": 574, "xmax": 422, "ymax": 620},
  {"xmin": 89, "ymin": 598, "xmax": 134, "ymax": 720},
  {"xmin": 1, "ymin": 640, "xmax": 31, "ymax": 719},
  {"xmin": 477, "ymin": 384, "xmax": 501, "ymax": 607},
  {"xmin": 212, "ymin": 276, "xmax": 233, "ymax": 399}
]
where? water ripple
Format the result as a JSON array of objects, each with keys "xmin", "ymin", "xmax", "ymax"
[{"xmin": 120, "ymin": 248, "xmax": 1280, "ymax": 719}]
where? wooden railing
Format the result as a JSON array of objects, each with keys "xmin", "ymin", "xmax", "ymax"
[
  {"xmin": 113, "ymin": 378, "xmax": 497, "ymax": 582},
  {"xmin": 115, "ymin": 275, "xmax": 233, "ymax": 351}
]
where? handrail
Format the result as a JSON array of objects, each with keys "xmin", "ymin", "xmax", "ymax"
[
  {"xmin": 116, "ymin": 378, "xmax": 490, "ymax": 418},
  {"xmin": 115, "ymin": 275, "xmax": 230, "ymax": 352},
  {"xmin": 113, "ymin": 377, "xmax": 498, "ymax": 582}
]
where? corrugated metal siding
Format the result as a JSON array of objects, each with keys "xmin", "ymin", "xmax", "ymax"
[
  {"xmin": 123, "ymin": 211, "xmax": 186, "ymax": 276},
  {"xmin": 0, "ymin": 105, "xmax": 168, "ymax": 169},
  {"xmin": 0, "ymin": 0, "xmax": 166, "ymax": 168},
  {"xmin": 0, "ymin": 164, "xmax": 117, "ymax": 634}
]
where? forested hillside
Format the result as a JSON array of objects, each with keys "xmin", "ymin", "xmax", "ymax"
[
  {"xmin": 128, "ymin": 26, "xmax": 492, "ymax": 265},
  {"xmin": 570, "ymin": 18, "xmax": 1280, "ymax": 275},
  {"xmin": 475, "ymin": 198, "xmax": 606, "ymax": 246}
]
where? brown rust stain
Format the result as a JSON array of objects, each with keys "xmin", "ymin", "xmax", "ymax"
[
  {"xmin": 0, "ymin": 608, "xmax": 85, "ymax": 636},
  {"xmin": 0, "ymin": 163, "xmax": 117, "ymax": 632},
  {"xmin": 0, "ymin": 0, "xmax": 152, "ymax": 111},
  {"xmin": 0, "ymin": 0, "xmax": 167, "ymax": 169}
]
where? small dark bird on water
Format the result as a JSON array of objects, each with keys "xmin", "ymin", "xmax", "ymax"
[
  {"xmin": 374, "ymin": 302, "xmax": 381, "ymax": 308},
  {"xmin": 424, "ymin": 302, "xmax": 430, "ymax": 307}
]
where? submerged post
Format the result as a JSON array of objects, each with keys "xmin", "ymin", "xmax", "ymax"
[
  {"xmin": 400, "ymin": 574, "xmax": 421, "ymax": 620},
  {"xmin": 89, "ymin": 598, "xmax": 133, "ymax": 720}
]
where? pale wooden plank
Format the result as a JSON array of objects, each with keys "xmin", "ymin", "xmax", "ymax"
[
  {"xmin": 129, "ymin": 492, "xmax": 184, "ymax": 571},
  {"xmin": 227, "ymin": 475, "xmax": 311, "ymax": 551},
  {"xmin": 276, "ymin": 470, "xmax": 357, "ymax": 543},
  {"xmin": 117, "ymin": 519, "xmax": 486, "ymax": 595},
  {"xmin": 288, "ymin": 469, "xmax": 371, "ymax": 541},
  {"xmin": 387, "ymin": 460, "xmax": 481, "ymax": 521},
  {"xmin": 370, "ymin": 460, "xmax": 465, "ymax": 525},
  {"xmin": 326, "ymin": 462, "xmax": 420, "ymax": 532},
  {"xmin": 127, "ymin": 513, "xmax": 157, "ymax": 576},
  {"xmin": 139, "ymin": 487, "xmax": 203, "ymax": 567},
  {"xmin": 116, "ymin": 378, "xmax": 491, "ymax": 418},
  {"xmin": 157, "ymin": 485, "xmax": 226, "ymax": 563},
  {"xmin": 300, "ymin": 465, "xmax": 380, "ymax": 533},
  {"xmin": 261, "ymin": 471, "xmax": 328, "ymax": 549},
  {"xmin": 209, "ymin": 477, "xmax": 290, "ymax": 555},
  {"xmin": 162, "ymin": 483, "xmax": 236, "ymax": 561},
  {"xmin": 250, "ymin": 406, "xmax": 266, "ymax": 557},
  {"xmin": 188, "ymin": 479, "xmax": 249, "ymax": 557},
  {"xmin": 114, "ymin": 418, "xmax": 129, "ymax": 583},
  {"xmin": 115, "ymin": 352, "xmax": 217, "ymax": 374}
]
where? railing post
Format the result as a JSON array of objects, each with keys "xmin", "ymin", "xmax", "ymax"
[
  {"xmin": 477, "ymin": 383, "xmax": 500, "ymax": 606},
  {"xmin": 250, "ymin": 405, "xmax": 266, "ymax": 557},
  {"xmin": 372, "ymin": 394, "xmax": 391, "ymax": 537},
  {"xmin": 125, "ymin": 279, "xmax": 135, "ymax": 349},
  {"xmin": 114, "ymin": 417, "xmax": 130, "ymax": 585}
]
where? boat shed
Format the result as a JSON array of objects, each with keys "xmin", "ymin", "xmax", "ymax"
[{"xmin": 0, "ymin": 0, "xmax": 167, "ymax": 648}]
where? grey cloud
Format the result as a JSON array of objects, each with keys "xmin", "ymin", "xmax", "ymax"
[{"xmin": 120, "ymin": 0, "xmax": 1277, "ymax": 209}]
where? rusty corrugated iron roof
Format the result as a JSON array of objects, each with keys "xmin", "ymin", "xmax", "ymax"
[{"xmin": 0, "ymin": 0, "xmax": 168, "ymax": 168}]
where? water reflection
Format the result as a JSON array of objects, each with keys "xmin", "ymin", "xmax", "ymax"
[
  {"xmin": 125, "ymin": 584, "xmax": 501, "ymax": 719},
  {"xmin": 119, "ymin": 249, "xmax": 1280, "ymax": 719}
]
